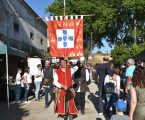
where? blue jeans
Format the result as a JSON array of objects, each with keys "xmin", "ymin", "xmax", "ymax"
[
  {"xmin": 34, "ymin": 82, "xmax": 41, "ymax": 99},
  {"xmin": 44, "ymin": 86, "xmax": 54, "ymax": 105},
  {"xmin": 15, "ymin": 84, "xmax": 21, "ymax": 102},
  {"xmin": 24, "ymin": 84, "xmax": 30, "ymax": 101}
]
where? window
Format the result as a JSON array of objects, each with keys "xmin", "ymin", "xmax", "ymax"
[
  {"xmin": 30, "ymin": 32, "xmax": 34, "ymax": 40},
  {"xmin": 13, "ymin": 22, "xmax": 19, "ymax": 32},
  {"xmin": 40, "ymin": 39, "xmax": 43, "ymax": 45}
]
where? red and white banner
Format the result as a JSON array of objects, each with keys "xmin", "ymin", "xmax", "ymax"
[{"xmin": 48, "ymin": 19, "xmax": 83, "ymax": 57}]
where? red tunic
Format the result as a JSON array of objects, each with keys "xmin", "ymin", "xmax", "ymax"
[{"xmin": 54, "ymin": 67, "xmax": 77, "ymax": 115}]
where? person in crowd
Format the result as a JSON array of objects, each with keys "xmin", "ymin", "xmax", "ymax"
[
  {"xmin": 129, "ymin": 66, "xmax": 145, "ymax": 120},
  {"xmin": 125, "ymin": 59, "xmax": 136, "ymax": 93},
  {"xmin": 104, "ymin": 67, "xmax": 120, "ymax": 116},
  {"xmin": 120, "ymin": 64, "xmax": 127, "ymax": 92},
  {"xmin": 86, "ymin": 63, "xmax": 96, "ymax": 81},
  {"xmin": 23, "ymin": 67, "xmax": 32, "ymax": 103},
  {"xmin": 110, "ymin": 99, "xmax": 130, "ymax": 120},
  {"xmin": 43, "ymin": 60, "xmax": 54, "ymax": 108},
  {"xmin": 74, "ymin": 61, "xmax": 90, "ymax": 114},
  {"xmin": 34, "ymin": 64, "xmax": 43, "ymax": 101},
  {"xmin": 95, "ymin": 57, "xmax": 113, "ymax": 115},
  {"xmin": 53, "ymin": 58, "xmax": 78, "ymax": 120},
  {"xmin": 105, "ymin": 67, "xmax": 120, "ymax": 96},
  {"xmin": 15, "ymin": 68, "xmax": 23, "ymax": 103},
  {"xmin": 136, "ymin": 60, "xmax": 143, "ymax": 67},
  {"xmin": 125, "ymin": 58, "xmax": 136, "ymax": 113}
]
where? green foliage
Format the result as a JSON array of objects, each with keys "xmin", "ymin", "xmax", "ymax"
[
  {"xmin": 111, "ymin": 42, "xmax": 145, "ymax": 64},
  {"xmin": 45, "ymin": 0, "xmax": 145, "ymax": 55}
]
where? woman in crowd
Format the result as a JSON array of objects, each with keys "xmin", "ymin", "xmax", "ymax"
[
  {"xmin": 129, "ymin": 66, "xmax": 145, "ymax": 120},
  {"xmin": 23, "ymin": 67, "xmax": 32, "ymax": 103},
  {"xmin": 15, "ymin": 68, "xmax": 23, "ymax": 103},
  {"xmin": 104, "ymin": 66, "xmax": 120, "ymax": 117},
  {"xmin": 34, "ymin": 64, "xmax": 43, "ymax": 100}
]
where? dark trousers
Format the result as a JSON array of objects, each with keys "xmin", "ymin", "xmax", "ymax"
[{"xmin": 75, "ymin": 92, "xmax": 85, "ymax": 111}]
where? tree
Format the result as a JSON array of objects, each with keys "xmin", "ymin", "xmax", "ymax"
[
  {"xmin": 111, "ymin": 42, "xmax": 145, "ymax": 64},
  {"xmin": 45, "ymin": 0, "xmax": 145, "ymax": 55}
]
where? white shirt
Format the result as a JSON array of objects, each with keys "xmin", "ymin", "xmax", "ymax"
[
  {"xmin": 53, "ymin": 66, "xmax": 78, "ymax": 88},
  {"xmin": 16, "ymin": 72, "xmax": 21, "ymax": 85},
  {"xmin": 23, "ymin": 72, "xmax": 32, "ymax": 84},
  {"xmin": 34, "ymin": 69, "xmax": 43, "ymax": 82}
]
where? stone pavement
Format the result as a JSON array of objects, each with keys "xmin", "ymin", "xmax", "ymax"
[{"xmin": 0, "ymin": 82, "xmax": 106, "ymax": 120}]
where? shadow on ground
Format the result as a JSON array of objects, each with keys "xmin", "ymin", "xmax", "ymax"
[
  {"xmin": 0, "ymin": 101, "xmax": 29, "ymax": 120},
  {"xmin": 88, "ymin": 93, "xmax": 99, "ymax": 112}
]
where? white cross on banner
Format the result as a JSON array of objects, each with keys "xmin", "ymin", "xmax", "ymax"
[{"xmin": 56, "ymin": 29, "xmax": 74, "ymax": 48}]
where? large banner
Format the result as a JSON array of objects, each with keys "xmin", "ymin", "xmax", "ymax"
[{"xmin": 48, "ymin": 19, "xmax": 83, "ymax": 57}]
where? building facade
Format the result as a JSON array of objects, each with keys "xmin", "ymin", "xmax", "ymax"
[
  {"xmin": 0, "ymin": 0, "xmax": 48, "ymax": 101},
  {"xmin": 0, "ymin": 0, "xmax": 47, "ymax": 57}
]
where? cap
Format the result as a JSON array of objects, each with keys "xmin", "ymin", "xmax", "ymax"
[{"xmin": 115, "ymin": 99, "xmax": 127, "ymax": 112}]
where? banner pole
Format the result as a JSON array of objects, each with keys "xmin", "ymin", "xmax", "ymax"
[{"xmin": 64, "ymin": 0, "xmax": 66, "ymax": 16}]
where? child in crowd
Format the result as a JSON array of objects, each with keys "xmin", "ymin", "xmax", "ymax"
[{"xmin": 110, "ymin": 99, "xmax": 130, "ymax": 120}]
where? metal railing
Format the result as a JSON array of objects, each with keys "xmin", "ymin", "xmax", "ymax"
[{"xmin": 0, "ymin": 33, "xmax": 46, "ymax": 57}]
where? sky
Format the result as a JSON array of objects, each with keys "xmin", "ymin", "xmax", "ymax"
[{"xmin": 25, "ymin": 0, "xmax": 113, "ymax": 53}]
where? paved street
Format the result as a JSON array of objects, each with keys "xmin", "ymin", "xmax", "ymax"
[{"xmin": 0, "ymin": 82, "xmax": 106, "ymax": 120}]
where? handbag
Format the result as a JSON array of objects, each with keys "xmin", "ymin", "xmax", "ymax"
[{"xmin": 65, "ymin": 88, "xmax": 75, "ymax": 102}]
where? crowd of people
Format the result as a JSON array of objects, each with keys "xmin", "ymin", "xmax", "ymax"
[{"xmin": 13, "ymin": 57, "xmax": 145, "ymax": 120}]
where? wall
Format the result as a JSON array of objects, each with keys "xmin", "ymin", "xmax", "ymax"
[{"xmin": 0, "ymin": 0, "xmax": 47, "ymax": 56}]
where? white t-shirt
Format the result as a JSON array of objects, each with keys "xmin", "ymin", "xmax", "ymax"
[
  {"xmin": 16, "ymin": 73, "xmax": 21, "ymax": 85},
  {"xmin": 34, "ymin": 69, "xmax": 43, "ymax": 82},
  {"xmin": 104, "ymin": 74, "xmax": 120, "ymax": 94},
  {"xmin": 23, "ymin": 72, "xmax": 32, "ymax": 84}
]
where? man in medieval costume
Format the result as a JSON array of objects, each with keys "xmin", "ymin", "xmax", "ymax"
[{"xmin": 53, "ymin": 58, "xmax": 78, "ymax": 120}]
